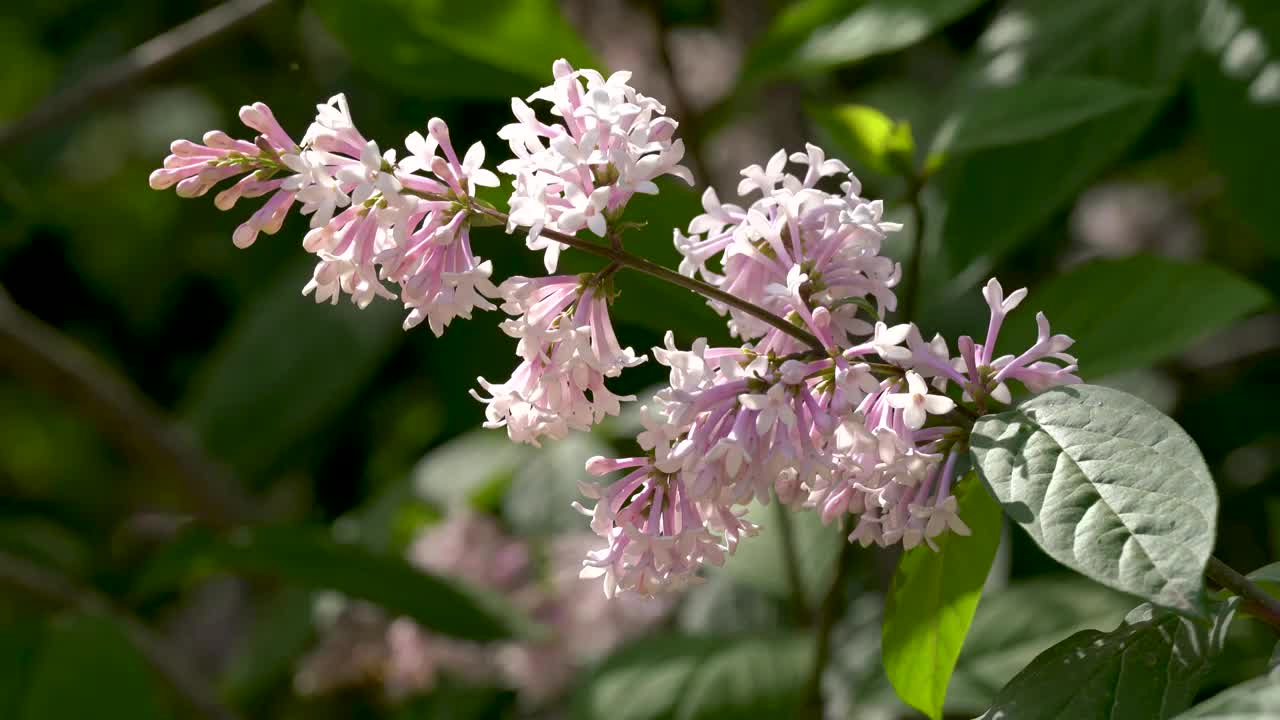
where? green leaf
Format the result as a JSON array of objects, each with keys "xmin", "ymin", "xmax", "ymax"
[
  {"xmin": 967, "ymin": 0, "xmax": 1201, "ymax": 87},
  {"xmin": 947, "ymin": 577, "xmax": 1135, "ymax": 711},
  {"xmin": 970, "ymin": 384, "xmax": 1217, "ymax": 615},
  {"xmin": 934, "ymin": 97, "xmax": 1160, "ymax": 290},
  {"xmin": 743, "ymin": 0, "xmax": 988, "ymax": 83},
  {"xmin": 181, "ymin": 261, "xmax": 403, "ymax": 476},
  {"xmin": 220, "ymin": 587, "xmax": 315, "ymax": 705},
  {"xmin": 0, "ymin": 621, "xmax": 44, "ymax": 718},
  {"xmin": 979, "ymin": 598, "xmax": 1240, "ymax": 719},
  {"xmin": 309, "ymin": 0, "xmax": 595, "ymax": 98},
  {"xmin": 932, "ymin": 77, "xmax": 1156, "ymax": 156},
  {"xmin": 674, "ymin": 634, "xmax": 812, "ymax": 720},
  {"xmin": 1172, "ymin": 673, "xmax": 1280, "ymax": 719},
  {"xmin": 934, "ymin": 0, "xmax": 1204, "ymax": 289},
  {"xmin": 1191, "ymin": 0, "xmax": 1280, "ymax": 254},
  {"xmin": 572, "ymin": 632, "xmax": 811, "ymax": 720},
  {"xmin": 810, "ymin": 104, "xmax": 916, "ymax": 176},
  {"xmin": 136, "ymin": 525, "xmax": 535, "ymax": 642},
  {"xmin": 882, "ymin": 474, "xmax": 1004, "ymax": 720},
  {"xmin": 718, "ymin": 499, "xmax": 842, "ymax": 603},
  {"xmin": 996, "ymin": 255, "xmax": 1270, "ymax": 379},
  {"xmin": 20, "ymin": 615, "xmax": 172, "ymax": 720}
]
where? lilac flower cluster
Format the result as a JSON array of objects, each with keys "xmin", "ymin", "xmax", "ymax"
[{"xmin": 150, "ymin": 58, "xmax": 1080, "ymax": 599}]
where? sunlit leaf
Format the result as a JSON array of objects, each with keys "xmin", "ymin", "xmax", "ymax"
[
  {"xmin": 1172, "ymin": 672, "xmax": 1280, "ymax": 718},
  {"xmin": 810, "ymin": 104, "xmax": 916, "ymax": 176},
  {"xmin": 971, "ymin": 385, "xmax": 1217, "ymax": 615},
  {"xmin": 882, "ymin": 474, "xmax": 1004, "ymax": 720}
]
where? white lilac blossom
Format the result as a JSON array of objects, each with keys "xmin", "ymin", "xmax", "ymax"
[
  {"xmin": 149, "ymin": 59, "xmax": 1083, "ymax": 602},
  {"xmin": 472, "ymin": 274, "xmax": 645, "ymax": 446},
  {"xmin": 498, "ymin": 59, "xmax": 694, "ymax": 272}
]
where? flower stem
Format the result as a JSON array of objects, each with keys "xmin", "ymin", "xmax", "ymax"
[
  {"xmin": 470, "ymin": 204, "xmax": 826, "ymax": 352},
  {"xmin": 801, "ymin": 529, "xmax": 857, "ymax": 717},
  {"xmin": 774, "ymin": 494, "xmax": 812, "ymax": 622},
  {"xmin": 900, "ymin": 184, "xmax": 927, "ymax": 322},
  {"xmin": 1206, "ymin": 555, "xmax": 1280, "ymax": 633}
]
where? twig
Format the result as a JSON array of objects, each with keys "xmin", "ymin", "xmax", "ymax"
[
  {"xmin": 0, "ymin": 287, "xmax": 256, "ymax": 527},
  {"xmin": 801, "ymin": 529, "xmax": 857, "ymax": 717},
  {"xmin": 0, "ymin": 550, "xmax": 243, "ymax": 720},
  {"xmin": 900, "ymin": 185, "xmax": 927, "ymax": 322},
  {"xmin": 774, "ymin": 495, "xmax": 811, "ymax": 622},
  {"xmin": 1206, "ymin": 555, "xmax": 1280, "ymax": 633},
  {"xmin": 471, "ymin": 204, "xmax": 826, "ymax": 351},
  {"xmin": 0, "ymin": 0, "xmax": 283, "ymax": 149}
]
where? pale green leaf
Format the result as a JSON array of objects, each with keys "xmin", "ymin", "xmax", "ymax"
[
  {"xmin": 882, "ymin": 474, "xmax": 1004, "ymax": 720},
  {"xmin": 970, "ymin": 384, "xmax": 1217, "ymax": 615}
]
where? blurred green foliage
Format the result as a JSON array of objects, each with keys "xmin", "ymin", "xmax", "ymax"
[{"xmin": 2, "ymin": 0, "xmax": 1280, "ymax": 718}]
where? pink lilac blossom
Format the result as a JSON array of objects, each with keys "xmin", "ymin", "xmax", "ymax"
[
  {"xmin": 498, "ymin": 59, "xmax": 694, "ymax": 272},
  {"xmin": 148, "ymin": 60, "xmax": 1082, "ymax": 603},
  {"xmin": 472, "ymin": 274, "xmax": 645, "ymax": 446},
  {"xmin": 674, "ymin": 144, "xmax": 902, "ymax": 356},
  {"xmin": 150, "ymin": 95, "xmax": 500, "ymax": 335}
]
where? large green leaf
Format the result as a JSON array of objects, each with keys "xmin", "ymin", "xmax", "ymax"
[
  {"xmin": 572, "ymin": 632, "xmax": 811, "ymax": 720},
  {"xmin": 882, "ymin": 474, "xmax": 1004, "ymax": 720},
  {"xmin": 309, "ymin": 0, "xmax": 595, "ymax": 98},
  {"xmin": 1172, "ymin": 673, "xmax": 1280, "ymax": 719},
  {"xmin": 742, "ymin": 0, "xmax": 988, "ymax": 83},
  {"xmin": 934, "ymin": 0, "xmax": 1201, "ymax": 290},
  {"xmin": 996, "ymin": 255, "xmax": 1269, "ymax": 379},
  {"xmin": 220, "ymin": 587, "xmax": 315, "ymax": 705},
  {"xmin": 970, "ymin": 384, "xmax": 1217, "ymax": 615},
  {"xmin": 932, "ymin": 77, "xmax": 1156, "ymax": 156},
  {"xmin": 135, "ymin": 525, "xmax": 535, "ymax": 642},
  {"xmin": 0, "ymin": 621, "xmax": 44, "ymax": 718},
  {"xmin": 934, "ymin": 97, "xmax": 1160, "ymax": 290},
  {"xmin": 20, "ymin": 615, "xmax": 172, "ymax": 720},
  {"xmin": 181, "ymin": 261, "xmax": 403, "ymax": 476},
  {"xmin": 947, "ymin": 577, "xmax": 1135, "ymax": 710},
  {"xmin": 979, "ymin": 598, "xmax": 1239, "ymax": 719},
  {"xmin": 1191, "ymin": 0, "xmax": 1280, "ymax": 253}
]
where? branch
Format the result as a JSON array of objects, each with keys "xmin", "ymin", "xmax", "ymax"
[
  {"xmin": 773, "ymin": 495, "xmax": 811, "ymax": 622},
  {"xmin": 899, "ymin": 185, "xmax": 927, "ymax": 322},
  {"xmin": 1206, "ymin": 555, "xmax": 1280, "ymax": 633},
  {"xmin": 0, "ymin": 550, "xmax": 243, "ymax": 720},
  {"xmin": 0, "ymin": 287, "xmax": 257, "ymax": 527},
  {"xmin": 801, "ymin": 530, "xmax": 857, "ymax": 717},
  {"xmin": 471, "ymin": 204, "xmax": 826, "ymax": 352},
  {"xmin": 0, "ymin": 0, "xmax": 283, "ymax": 149}
]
